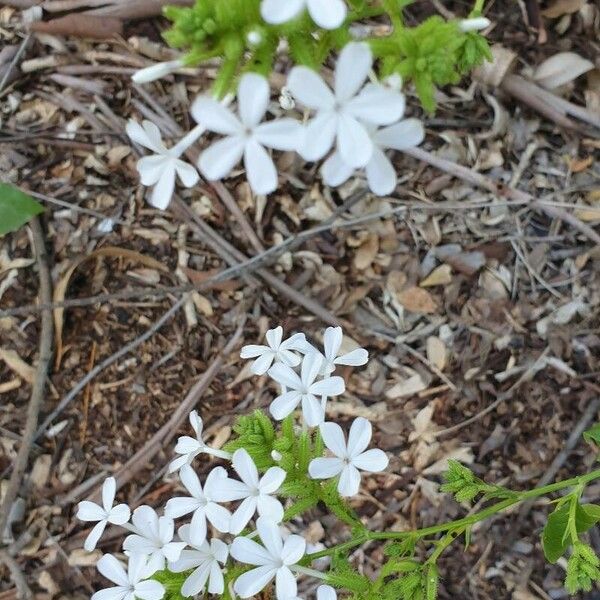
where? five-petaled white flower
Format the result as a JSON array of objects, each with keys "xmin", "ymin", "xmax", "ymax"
[
  {"xmin": 165, "ymin": 465, "xmax": 231, "ymax": 542},
  {"xmin": 126, "ymin": 120, "xmax": 200, "ymax": 210},
  {"xmin": 260, "ymin": 0, "xmax": 347, "ymax": 30},
  {"xmin": 240, "ymin": 326, "xmax": 308, "ymax": 375},
  {"xmin": 169, "ymin": 411, "xmax": 231, "ymax": 473},
  {"xmin": 77, "ymin": 477, "xmax": 131, "ymax": 552},
  {"xmin": 168, "ymin": 525, "xmax": 229, "ymax": 597},
  {"xmin": 319, "ymin": 326, "xmax": 369, "ymax": 376},
  {"xmin": 322, "ymin": 118, "xmax": 425, "ymax": 196},
  {"xmin": 92, "ymin": 554, "xmax": 164, "ymax": 600},
  {"xmin": 192, "ymin": 73, "xmax": 302, "ymax": 195},
  {"xmin": 309, "ymin": 417, "xmax": 388, "ymax": 496},
  {"xmin": 123, "ymin": 506, "xmax": 186, "ymax": 574},
  {"xmin": 268, "ymin": 353, "xmax": 345, "ymax": 426},
  {"xmin": 211, "ymin": 449, "xmax": 286, "ymax": 534},
  {"xmin": 231, "ymin": 517, "xmax": 306, "ymax": 599},
  {"xmin": 287, "ymin": 42, "xmax": 405, "ymax": 168}
]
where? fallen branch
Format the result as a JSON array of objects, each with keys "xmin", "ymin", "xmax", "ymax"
[
  {"xmin": 30, "ymin": 15, "xmax": 123, "ymax": 38},
  {"xmin": 0, "ymin": 218, "xmax": 53, "ymax": 539}
]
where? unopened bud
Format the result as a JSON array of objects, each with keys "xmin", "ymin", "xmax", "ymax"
[
  {"xmin": 271, "ymin": 450, "xmax": 283, "ymax": 461},
  {"xmin": 132, "ymin": 59, "xmax": 185, "ymax": 84},
  {"xmin": 458, "ymin": 17, "xmax": 491, "ymax": 32}
]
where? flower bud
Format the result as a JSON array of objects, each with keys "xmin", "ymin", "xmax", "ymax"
[
  {"xmin": 132, "ymin": 59, "xmax": 185, "ymax": 84},
  {"xmin": 458, "ymin": 17, "xmax": 491, "ymax": 32}
]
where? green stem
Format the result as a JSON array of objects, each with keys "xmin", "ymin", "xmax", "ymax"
[
  {"xmin": 306, "ymin": 469, "xmax": 600, "ymax": 562},
  {"xmin": 425, "ymin": 528, "xmax": 463, "ymax": 565},
  {"xmin": 470, "ymin": 0, "xmax": 485, "ymax": 16}
]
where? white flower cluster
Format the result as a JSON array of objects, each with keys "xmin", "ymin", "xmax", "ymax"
[
  {"xmin": 128, "ymin": 42, "xmax": 425, "ymax": 207},
  {"xmin": 77, "ymin": 325, "xmax": 388, "ymax": 600}
]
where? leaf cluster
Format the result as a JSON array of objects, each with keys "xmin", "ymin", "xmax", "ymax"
[
  {"xmin": 440, "ymin": 460, "xmax": 515, "ymax": 504},
  {"xmin": 566, "ymin": 542, "xmax": 600, "ymax": 594}
]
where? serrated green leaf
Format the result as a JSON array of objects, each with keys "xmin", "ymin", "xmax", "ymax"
[
  {"xmin": 542, "ymin": 501, "xmax": 600, "ymax": 563},
  {"xmin": 0, "ymin": 183, "xmax": 44, "ymax": 236}
]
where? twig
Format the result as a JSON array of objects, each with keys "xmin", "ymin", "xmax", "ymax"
[
  {"xmin": 404, "ymin": 147, "xmax": 600, "ymax": 246},
  {"xmin": 94, "ymin": 319, "xmax": 246, "ymax": 497},
  {"xmin": 0, "ymin": 552, "xmax": 32, "ymax": 600},
  {"xmin": 0, "ymin": 34, "xmax": 31, "ymax": 93},
  {"xmin": 0, "ymin": 218, "xmax": 53, "ymax": 539},
  {"xmin": 33, "ymin": 295, "xmax": 187, "ymax": 441}
]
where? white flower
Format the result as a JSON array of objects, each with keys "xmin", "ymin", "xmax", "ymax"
[
  {"xmin": 126, "ymin": 120, "xmax": 200, "ymax": 210},
  {"xmin": 132, "ymin": 59, "xmax": 185, "ymax": 84},
  {"xmin": 77, "ymin": 477, "xmax": 131, "ymax": 552},
  {"xmin": 169, "ymin": 411, "xmax": 231, "ymax": 473},
  {"xmin": 308, "ymin": 417, "xmax": 388, "ymax": 496},
  {"xmin": 458, "ymin": 17, "xmax": 491, "ymax": 32},
  {"xmin": 231, "ymin": 517, "xmax": 306, "ymax": 599},
  {"xmin": 321, "ymin": 118, "xmax": 425, "ymax": 196},
  {"xmin": 268, "ymin": 354, "xmax": 345, "ymax": 426},
  {"xmin": 318, "ymin": 585, "xmax": 337, "ymax": 600},
  {"xmin": 240, "ymin": 326, "xmax": 307, "ymax": 375},
  {"xmin": 287, "ymin": 42, "xmax": 405, "ymax": 168},
  {"xmin": 320, "ymin": 326, "xmax": 369, "ymax": 376},
  {"xmin": 123, "ymin": 506, "xmax": 186, "ymax": 574},
  {"xmin": 169, "ymin": 525, "xmax": 229, "ymax": 597},
  {"xmin": 210, "ymin": 449, "xmax": 286, "ymax": 534},
  {"xmin": 92, "ymin": 554, "xmax": 164, "ymax": 600},
  {"xmin": 260, "ymin": 0, "xmax": 347, "ymax": 30},
  {"xmin": 164, "ymin": 465, "xmax": 231, "ymax": 542},
  {"xmin": 192, "ymin": 73, "xmax": 302, "ymax": 195}
]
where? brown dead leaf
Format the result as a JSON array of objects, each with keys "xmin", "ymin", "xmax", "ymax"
[
  {"xmin": 570, "ymin": 156, "xmax": 593, "ymax": 173},
  {"xmin": 426, "ymin": 336, "xmax": 447, "ymax": 370},
  {"xmin": 396, "ymin": 287, "xmax": 438, "ymax": 314},
  {"xmin": 354, "ymin": 233, "xmax": 379, "ymax": 270},
  {"xmin": 54, "ymin": 247, "xmax": 169, "ymax": 368},
  {"xmin": 420, "ymin": 264, "xmax": 452, "ymax": 287},
  {"xmin": 542, "ymin": 0, "xmax": 585, "ymax": 18}
]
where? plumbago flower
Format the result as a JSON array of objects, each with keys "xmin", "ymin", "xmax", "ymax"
[
  {"xmin": 93, "ymin": 554, "xmax": 164, "ymax": 600},
  {"xmin": 77, "ymin": 477, "xmax": 130, "ymax": 551},
  {"xmin": 319, "ymin": 326, "xmax": 369, "ymax": 376},
  {"xmin": 309, "ymin": 417, "xmax": 389, "ymax": 496},
  {"xmin": 230, "ymin": 517, "xmax": 306, "ymax": 599},
  {"xmin": 240, "ymin": 326, "xmax": 308, "ymax": 375},
  {"xmin": 211, "ymin": 449, "xmax": 286, "ymax": 534},
  {"xmin": 126, "ymin": 120, "xmax": 201, "ymax": 210},
  {"xmin": 164, "ymin": 465, "xmax": 231, "ymax": 541},
  {"xmin": 169, "ymin": 410, "xmax": 231, "ymax": 473},
  {"xmin": 268, "ymin": 353, "xmax": 345, "ymax": 426},
  {"xmin": 321, "ymin": 118, "xmax": 425, "ymax": 196},
  {"xmin": 288, "ymin": 42, "xmax": 406, "ymax": 168},
  {"xmin": 260, "ymin": 0, "xmax": 347, "ymax": 30},
  {"xmin": 192, "ymin": 73, "xmax": 302, "ymax": 195}
]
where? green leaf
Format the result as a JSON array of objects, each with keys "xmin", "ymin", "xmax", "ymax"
[
  {"xmin": 583, "ymin": 423, "xmax": 600, "ymax": 445},
  {"xmin": 0, "ymin": 183, "xmax": 44, "ymax": 236},
  {"xmin": 542, "ymin": 501, "xmax": 600, "ymax": 563}
]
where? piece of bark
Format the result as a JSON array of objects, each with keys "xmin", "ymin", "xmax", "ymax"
[
  {"xmin": 84, "ymin": 0, "xmax": 194, "ymax": 19},
  {"xmin": 30, "ymin": 14, "xmax": 123, "ymax": 39}
]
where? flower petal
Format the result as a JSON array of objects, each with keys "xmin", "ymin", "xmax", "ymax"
[
  {"xmin": 210, "ymin": 477, "xmax": 250, "ymax": 502},
  {"xmin": 270, "ymin": 391, "xmax": 302, "ymax": 421},
  {"xmin": 175, "ymin": 436, "xmax": 203, "ymax": 455},
  {"xmin": 257, "ymin": 516, "xmax": 283, "ymax": 558},
  {"xmin": 256, "ymin": 494, "xmax": 284, "ymax": 523},
  {"xmin": 259, "ymin": 467, "xmax": 286, "ymax": 494},
  {"xmin": 165, "ymin": 497, "xmax": 201, "ymax": 519},
  {"xmin": 334, "ymin": 42, "xmax": 371, "ymax": 102},
  {"xmin": 287, "ymin": 66, "xmax": 335, "ymax": 111},
  {"xmin": 158, "ymin": 516, "xmax": 174, "ymax": 544},
  {"xmin": 261, "ymin": 0, "xmax": 304, "ymax": 24},
  {"xmin": 318, "ymin": 585, "xmax": 338, "ymax": 600},
  {"xmin": 91, "ymin": 587, "xmax": 127, "ymax": 600},
  {"xmin": 123, "ymin": 534, "xmax": 157, "ymax": 555},
  {"xmin": 149, "ymin": 164, "xmax": 175, "ymax": 210},
  {"xmin": 255, "ymin": 119, "xmax": 303, "ymax": 151},
  {"xmin": 347, "ymin": 84, "xmax": 405, "ymax": 125},
  {"xmin": 127, "ymin": 554, "xmax": 149, "ymax": 585},
  {"xmin": 323, "ymin": 327, "xmax": 343, "ymax": 362},
  {"xmin": 298, "ymin": 113, "xmax": 337, "ymax": 162},
  {"xmin": 134, "ymin": 580, "xmax": 165, "ymax": 600},
  {"xmin": 199, "ymin": 136, "xmax": 245, "ymax": 181},
  {"xmin": 373, "ymin": 118, "xmax": 425, "ymax": 151},
  {"xmin": 212, "ymin": 538, "xmax": 229, "ymax": 564},
  {"xmin": 301, "ymin": 353, "xmax": 323, "ymax": 386},
  {"xmin": 229, "ymin": 496, "xmax": 258, "ymax": 534},
  {"xmin": 132, "ymin": 506, "xmax": 159, "ymax": 537},
  {"xmin": 126, "ymin": 120, "xmax": 164, "ymax": 153},
  {"xmin": 319, "ymin": 421, "xmax": 347, "ymax": 457},
  {"xmin": 275, "ymin": 566, "xmax": 297, "ymax": 599},
  {"xmin": 239, "ymin": 73, "xmax": 270, "ymax": 128},
  {"xmin": 97, "ymin": 554, "xmax": 129, "ymax": 587},
  {"xmin": 352, "ymin": 448, "xmax": 389, "ymax": 472},
  {"xmin": 205, "ymin": 502, "xmax": 232, "ymax": 533},
  {"xmin": 84, "ymin": 520, "xmax": 107, "ymax": 552},
  {"xmin": 309, "ymin": 375, "xmax": 345, "ymax": 397},
  {"xmin": 231, "ymin": 537, "xmax": 273, "ymax": 566},
  {"xmin": 266, "ymin": 326, "xmax": 283, "ymax": 348},
  {"xmin": 181, "ymin": 562, "xmax": 211, "ymax": 597},
  {"xmin": 174, "ymin": 159, "xmax": 200, "ymax": 188},
  {"xmin": 77, "ymin": 501, "xmax": 106, "ymax": 522},
  {"xmin": 338, "ymin": 464, "xmax": 362, "ymax": 496},
  {"xmin": 244, "ymin": 139, "xmax": 278, "ymax": 195},
  {"xmin": 233, "ymin": 448, "xmax": 260, "ymax": 488},
  {"xmin": 365, "ymin": 147, "xmax": 396, "ymax": 196},
  {"xmin": 301, "ymin": 394, "xmax": 325, "ymax": 427},
  {"xmin": 137, "ymin": 155, "xmax": 166, "ymax": 186},
  {"xmin": 334, "ymin": 348, "xmax": 368, "ymax": 367},
  {"xmin": 337, "ymin": 114, "xmax": 373, "ymax": 168},
  {"xmin": 163, "ymin": 541, "xmax": 187, "ymax": 563},
  {"xmin": 169, "ymin": 549, "xmax": 203, "ymax": 572},
  {"xmin": 240, "ymin": 344, "xmax": 270, "ymax": 358},
  {"xmin": 191, "ymin": 96, "xmax": 242, "ymax": 135},
  {"xmin": 321, "ymin": 151, "xmax": 354, "ymax": 188},
  {"xmin": 234, "ymin": 565, "xmax": 277, "ymax": 598},
  {"xmin": 281, "ymin": 534, "xmax": 306, "ymax": 565},
  {"xmin": 346, "ymin": 417, "xmax": 372, "ymax": 458},
  {"xmin": 208, "ymin": 561, "xmax": 225, "ymax": 594},
  {"xmin": 108, "ymin": 504, "xmax": 131, "ymax": 526},
  {"xmin": 307, "ymin": 0, "xmax": 346, "ymax": 29},
  {"xmin": 251, "ymin": 351, "xmax": 275, "ymax": 375},
  {"xmin": 102, "ymin": 477, "xmax": 116, "ymax": 512},
  {"xmin": 268, "ymin": 363, "xmax": 303, "ymax": 390},
  {"xmin": 308, "ymin": 457, "xmax": 344, "ymax": 479},
  {"xmin": 189, "ymin": 510, "xmax": 208, "ymax": 546}
]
